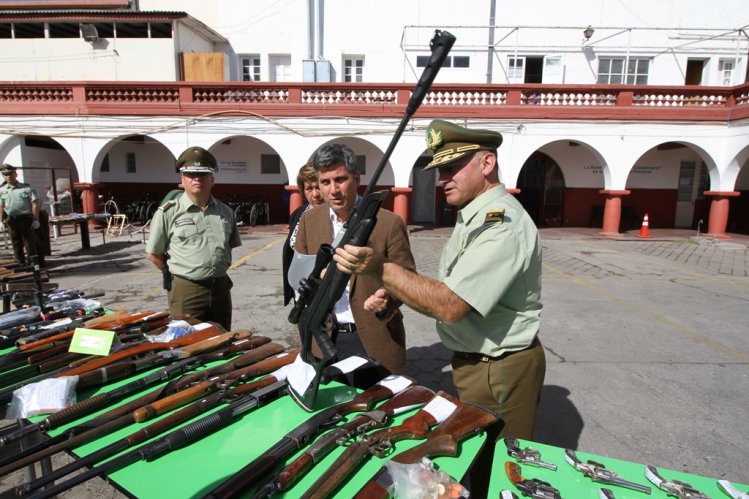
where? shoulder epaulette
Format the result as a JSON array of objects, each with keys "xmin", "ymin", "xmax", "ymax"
[
  {"xmin": 157, "ymin": 200, "xmax": 177, "ymax": 212},
  {"xmin": 484, "ymin": 209, "xmax": 505, "ymax": 224}
]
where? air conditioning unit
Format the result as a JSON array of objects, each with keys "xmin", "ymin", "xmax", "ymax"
[{"xmin": 80, "ymin": 24, "xmax": 99, "ymax": 43}]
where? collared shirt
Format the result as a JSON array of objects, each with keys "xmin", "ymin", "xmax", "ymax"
[
  {"xmin": 330, "ymin": 206, "xmax": 356, "ymax": 325},
  {"xmin": 146, "ymin": 193, "xmax": 241, "ymax": 280},
  {"xmin": 0, "ymin": 182, "xmax": 38, "ymax": 217},
  {"xmin": 437, "ymin": 185, "xmax": 542, "ymax": 357}
]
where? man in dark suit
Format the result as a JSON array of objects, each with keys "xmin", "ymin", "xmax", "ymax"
[{"xmin": 294, "ymin": 143, "xmax": 416, "ymax": 378}]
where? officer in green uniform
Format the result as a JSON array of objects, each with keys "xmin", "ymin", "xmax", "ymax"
[
  {"xmin": 336, "ymin": 119, "xmax": 545, "ymax": 495},
  {"xmin": 0, "ymin": 164, "xmax": 42, "ymax": 266},
  {"xmin": 146, "ymin": 147, "xmax": 241, "ymax": 330}
]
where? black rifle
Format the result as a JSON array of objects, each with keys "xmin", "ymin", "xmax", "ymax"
[{"xmin": 287, "ymin": 29, "xmax": 456, "ymax": 411}]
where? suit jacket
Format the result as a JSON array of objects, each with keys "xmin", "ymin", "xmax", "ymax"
[
  {"xmin": 282, "ymin": 204, "xmax": 308, "ymax": 305},
  {"xmin": 295, "ymin": 203, "xmax": 416, "ymax": 373}
]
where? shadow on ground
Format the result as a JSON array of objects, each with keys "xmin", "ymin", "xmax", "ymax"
[{"xmin": 535, "ymin": 385, "xmax": 583, "ymax": 449}]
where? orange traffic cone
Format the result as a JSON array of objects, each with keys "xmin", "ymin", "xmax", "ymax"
[{"xmin": 638, "ymin": 213, "xmax": 651, "ymax": 238}]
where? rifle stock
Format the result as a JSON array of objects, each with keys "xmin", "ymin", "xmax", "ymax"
[
  {"xmin": 353, "ymin": 402, "xmax": 499, "ymax": 499},
  {"xmin": 173, "ymin": 341, "xmax": 287, "ymax": 389},
  {"xmin": 286, "ymin": 29, "xmax": 456, "ymax": 412},
  {"xmin": 389, "ymin": 402, "xmax": 498, "ymax": 463},
  {"xmin": 52, "ymin": 323, "xmax": 223, "ymax": 377},
  {"xmin": 267, "ymin": 385, "xmax": 436, "ymax": 495},
  {"xmin": 302, "ymin": 392, "xmax": 457, "ymax": 499}
]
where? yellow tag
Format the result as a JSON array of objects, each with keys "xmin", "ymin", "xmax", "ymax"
[{"xmin": 485, "ymin": 209, "xmax": 505, "ymax": 223}]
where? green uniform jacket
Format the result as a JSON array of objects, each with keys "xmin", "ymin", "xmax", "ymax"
[
  {"xmin": 146, "ymin": 193, "xmax": 241, "ymax": 280},
  {"xmin": 438, "ymin": 185, "xmax": 542, "ymax": 356}
]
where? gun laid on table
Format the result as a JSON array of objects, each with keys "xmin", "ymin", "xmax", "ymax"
[
  {"xmin": 0, "ymin": 344, "xmax": 291, "ymax": 478},
  {"xmin": 0, "ymin": 328, "xmax": 250, "ymax": 448},
  {"xmin": 286, "ymin": 29, "xmax": 456, "ymax": 412},
  {"xmin": 718, "ymin": 479, "xmax": 749, "ymax": 499},
  {"xmin": 254, "ymin": 385, "xmax": 436, "ymax": 497},
  {"xmin": 644, "ymin": 465, "xmax": 709, "ymax": 498},
  {"xmin": 301, "ymin": 392, "xmax": 459, "ymax": 499},
  {"xmin": 505, "ymin": 462, "xmax": 562, "ymax": 499},
  {"xmin": 565, "ymin": 449, "xmax": 652, "ymax": 494},
  {"xmin": 506, "ymin": 437, "xmax": 557, "ymax": 470},
  {"xmin": 10, "ymin": 354, "xmax": 299, "ymax": 497},
  {"xmin": 354, "ymin": 401, "xmax": 499, "ymax": 499},
  {"xmin": 26, "ymin": 379, "xmax": 291, "ymax": 499},
  {"xmin": 201, "ymin": 374, "xmax": 416, "ymax": 499}
]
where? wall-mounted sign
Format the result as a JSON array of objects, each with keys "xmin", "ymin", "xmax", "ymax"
[{"xmin": 219, "ymin": 160, "xmax": 248, "ymax": 174}]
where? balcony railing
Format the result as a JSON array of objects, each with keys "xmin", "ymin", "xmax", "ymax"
[{"xmin": 0, "ymin": 81, "xmax": 747, "ymax": 121}]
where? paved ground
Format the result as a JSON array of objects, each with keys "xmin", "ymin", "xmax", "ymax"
[{"xmin": 1, "ymin": 222, "xmax": 748, "ymax": 497}]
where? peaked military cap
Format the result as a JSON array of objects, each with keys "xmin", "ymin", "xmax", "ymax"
[
  {"xmin": 176, "ymin": 147, "xmax": 217, "ymax": 173},
  {"xmin": 424, "ymin": 119, "xmax": 502, "ymax": 169},
  {"xmin": 0, "ymin": 164, "xmax": 17, "ymax": 174}
]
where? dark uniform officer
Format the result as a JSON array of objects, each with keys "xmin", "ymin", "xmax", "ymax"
[
  {"xmin": 146, "ymin": 147, "xmax": 241, "ymax": 330},
  {"xmin": 0, "ymin": 164, "xmax": 42, "ymax": 266},
  {"xmin": 336, "ymin": 119, "xmax": 545, "ymax": 496}
]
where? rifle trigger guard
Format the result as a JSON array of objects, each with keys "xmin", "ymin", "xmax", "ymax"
[{"xmin": 371, "ymin": 440, "xmax": 393, "ymax": 458}]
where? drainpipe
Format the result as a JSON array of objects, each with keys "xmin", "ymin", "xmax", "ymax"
[
  {"xmin": 317, "ymin": 0, "xmax": 324, "ymax": 60},
  {"xmin": 486, "ymin": 0, "xmax": 496, "ymax": 83},
  {"xmin": 307, "ymin": 0, "xmax": 315, "ymax": 60}
]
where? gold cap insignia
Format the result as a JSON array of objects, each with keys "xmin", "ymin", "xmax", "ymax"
[{"xmin": 426, "ymin": 127, "xmax": 443, "ymax": 150}]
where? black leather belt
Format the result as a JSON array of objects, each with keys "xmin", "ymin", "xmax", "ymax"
[
  {"xmin": 174, "ymin": 274, "xmax": 227, "ymax": 288},
  {"xmin": 336, "ymin": 322, "xmax": 358, "ymax": 334},
  {"xmin": 454, "ymin": 337, "xmax": 540, "ymax": 363}
]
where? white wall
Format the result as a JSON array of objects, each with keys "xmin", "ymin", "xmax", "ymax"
[
  {"xmin": 0, "ymin": 37, "xmax": 179, "ymax": 81},
  {"xmin": 2, "ymin": 0, "xmax": 747, "ymax": 84}
]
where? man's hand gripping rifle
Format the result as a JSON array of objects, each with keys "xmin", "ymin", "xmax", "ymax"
[{"xmin": 287, "ymin": 29, "xmax": 456, "ymax": 412}]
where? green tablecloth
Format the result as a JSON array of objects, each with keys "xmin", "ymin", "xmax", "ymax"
[
  {"xmin": 490, "ymin": 438, "xmax": 749, "ymax": 498},
  {"xmin": 18, "ymin": 364, "xmax": 485, "ymax": 498}
]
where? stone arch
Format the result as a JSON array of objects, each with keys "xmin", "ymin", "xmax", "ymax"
[
  {"xmin": 514, "ymin": 139, "xmax": 607, "ymax": 227},
  {"xmin": 626, "ymin": 141, "xmax": 718, "ymax": 229},
  {"xmin": 0, "ymin": 134, "xmax": 80, "ymax": 213}
]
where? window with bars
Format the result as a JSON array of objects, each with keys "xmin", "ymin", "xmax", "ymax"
[
  {"xmin": 416, "ymin": 55, "xmax": 470, "ymax": 68},
  {"xmin": 240, "ymin": 54, "xmax": 261, "ymax": 81},
  {"xmin": 343, "ymin": 57, "xmax": 364, "ymax": 82},
  {"xmin": 261, "ymin": 154, "xmax": 281, "ymax": 174},
  {"xmin": 355, "ymin": 155, "xmax": 366, "ymax": 175},
  {"xmin": 718, "ymin": 59, "xmax": 735, "ymax": 86},
  {"xmin": 508, "ymin": 57, "xmax": 525, "ymax": 79},
  {"xmin": 0, "ymin": 21, "xmax": 169, "ymax": 39},
  {"xmin": 126, "ymin": 153, "xmax": 136, "ymax": 173},
  {"xmin": 597, "ymin": 57, "xmax": 650, "ymax": 84}
]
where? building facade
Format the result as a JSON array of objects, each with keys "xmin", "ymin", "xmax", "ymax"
[{"xmin": 0, "ymin": 0, "xmax": 748, "ymax": 235}]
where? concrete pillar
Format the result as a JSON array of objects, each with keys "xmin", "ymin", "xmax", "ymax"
[
  {"xmin": 391, "ymin": 187, "xmax": 412, "ymax": 225},
  {"xmin": 598, "ymin": 189, "xmax": 631, "ymax": 236},
  {"xmin": 74, "ymin": 183, "xmax": 100, "ymax": 229},
  {"xmin": 286, "ymin": 184, "xmax": 302, "ymax": 219},
  {"xmin": 704, "ymin": 191, "xmax": 740, "ymax": 238}
]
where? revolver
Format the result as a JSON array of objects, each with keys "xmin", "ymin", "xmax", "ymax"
[
  {"xmin": 505, "ymin": 461, "xmax": 562, "ymax": 499},
  {"xmin": 505, "ymin": 437, "xmax": 557, "ymax": 470},
  {"xmin": 564, "ymin": 449, "xmax": 651, "ymax": 494},
  {"xmin": 645, "ymin": 465, "xmax": 709, "ymax": 498}
]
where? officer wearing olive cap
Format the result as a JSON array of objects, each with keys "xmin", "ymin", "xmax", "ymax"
[
  {"xmin": 0, "ymin": 164, "xmax": 43, "ymax": 266},
  {"xmin": 335, "ymin": 120, "xmax": 545, "ymax": 491},
  {"xmin": 146, "ymin": 147, "xmax": 241, "ymax": 330}
]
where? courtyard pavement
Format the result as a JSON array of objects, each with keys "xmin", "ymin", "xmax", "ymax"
[{"xmin": 1, "ymin": 221, "xmax": 747, "ymax": 497}]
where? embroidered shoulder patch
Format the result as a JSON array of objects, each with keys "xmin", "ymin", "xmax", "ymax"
[
  {"xmin": 484, "ymin": 209, "xmax": 505, "ymax": 223},
  {"xmin": 175, "ymin": 217, "xmax": 196, "ymax": 227}
]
